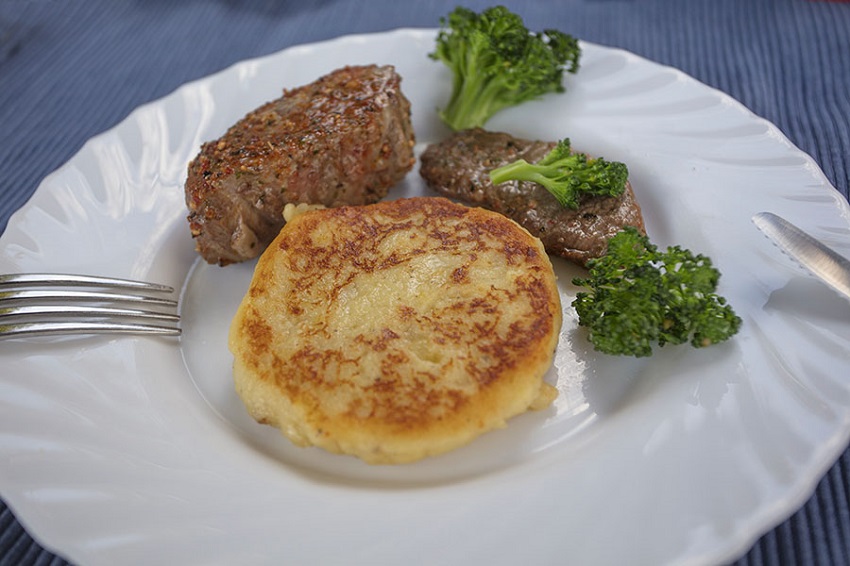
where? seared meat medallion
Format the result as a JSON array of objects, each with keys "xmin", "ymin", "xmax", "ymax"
[
  {"xmin": 419, "ymin": 128, "xmax": 645, "ymax": 266},
  {"xmin": 185, "ymin": 65, "xmax": 416, "ymax": 265}
]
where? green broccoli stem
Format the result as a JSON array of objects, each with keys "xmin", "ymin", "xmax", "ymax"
[
  {"xmin": 489, "ymin": 159, "xmax": 576, "ymax": 207},
  {"xmin": 439, "ymin": 62, "xmax": 516, "ymax": 131},
  {"xmin": 489, "ymin": 159, "xmax": 545, "ymax": 185}
]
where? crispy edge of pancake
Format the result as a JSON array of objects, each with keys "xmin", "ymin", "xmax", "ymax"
[{"xmin": 228, "ymin": 197, "xmax": 562, "ymax": 464}]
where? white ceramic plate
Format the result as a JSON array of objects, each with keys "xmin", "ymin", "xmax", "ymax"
[{"xmin": 2, "ymin": 29, "xmax": 850, "ymax": 566}]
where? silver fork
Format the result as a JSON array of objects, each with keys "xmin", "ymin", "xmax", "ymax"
[{"xmin": 0, "ymin": 273, "xmax": 181, "ymax": 339}]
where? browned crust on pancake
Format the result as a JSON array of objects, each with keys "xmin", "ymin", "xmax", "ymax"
[{"xmin": 229, "ymin": 197, "xmax": 561, "ymax": 463}]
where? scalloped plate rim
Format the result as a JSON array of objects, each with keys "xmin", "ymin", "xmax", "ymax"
[{"xmin": 1, "ymin": 28, "xmax": 850, "ymax": 566}]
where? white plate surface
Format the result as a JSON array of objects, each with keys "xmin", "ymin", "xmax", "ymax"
[{"xmin": 2, "ymin": 29, "xmax": 850, "ymax": 566}]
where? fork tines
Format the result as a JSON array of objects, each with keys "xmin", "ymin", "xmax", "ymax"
[{"xmin": 0, "ymin": 273, "xmax": 181, "ymax": 339}]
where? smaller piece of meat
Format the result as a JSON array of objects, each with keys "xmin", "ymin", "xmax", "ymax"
[
  {"xmin": 419, "ymin": 128, "xmax": 646, "ymax": 266},
  {"xmin": 185, "ymin": 65, "xmax": 416, "ymax": 266}
]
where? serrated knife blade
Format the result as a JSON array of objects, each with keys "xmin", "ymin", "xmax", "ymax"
[{"xmin": 752, "ymin": 211, "xmax": 850, "ymax": 301}]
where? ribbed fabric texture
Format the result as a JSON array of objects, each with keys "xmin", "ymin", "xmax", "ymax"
[{"xmin": 1, "ymin": 1, "xmax": 849, "ymax": 564}]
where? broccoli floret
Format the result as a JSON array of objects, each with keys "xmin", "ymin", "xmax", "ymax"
[
  {"xmin": 489, "ymin": 138, "xmax": 629, "ymax": 209},
  {"xmin": 572, "ymin": 227, "xmax": 742, "ymax": 357},
  {"xmin": 430, "ymin": 6, "xmax": 581, "ymax": 131}
]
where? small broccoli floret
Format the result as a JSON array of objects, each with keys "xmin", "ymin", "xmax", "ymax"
[
  {"xmin": 489, "ymin": 138, "xmax": 629, "ymax": 209},
  {"xmin": 572, "ymin": 227, "xmax": 742, "ymax": 357},
  {"xmin": 430, "ymin": 6, "xmax": 581, "ymax": 131}
]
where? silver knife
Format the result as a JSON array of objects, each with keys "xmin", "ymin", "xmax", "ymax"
[{"xmin": 752, "ymin": 211, "xmax": 850, "ymax": 301}]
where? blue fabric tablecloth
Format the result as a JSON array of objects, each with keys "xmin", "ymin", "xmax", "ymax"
[{"xmin": 1, "ymin": 1, "xmax": 849, "ymax": 564}]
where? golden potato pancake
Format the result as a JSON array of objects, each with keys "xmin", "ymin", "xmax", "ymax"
[{"xmin": 229, "ymin": 197, "xmax": 561, "ymax": 464}]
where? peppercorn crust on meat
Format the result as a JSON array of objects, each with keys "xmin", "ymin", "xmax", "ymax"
[
  {"xmin": 228, "ymin": 197, "xmax": 561, "ymax": 464},
  {"xmin": 185, "ymin": 64, "xmax": 415, "ymax": 266}
]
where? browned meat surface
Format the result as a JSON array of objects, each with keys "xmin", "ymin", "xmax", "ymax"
[
  {"xmin": 419, "ymin": 128, "xmax": 645, "ymax": 266},
  {"xmin": 185, "ymin": 65, "xmax": 416, "ymax": 265}
]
